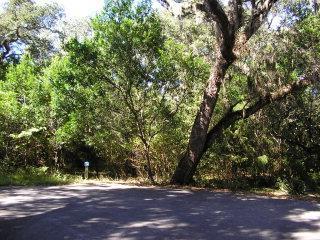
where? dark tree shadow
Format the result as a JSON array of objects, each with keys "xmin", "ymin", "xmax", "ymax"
[{"xmin": 0, "ymin": 184, "xmax": 319, "ymax": 240}]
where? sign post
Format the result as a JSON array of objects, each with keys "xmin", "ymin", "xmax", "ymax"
[{"xmin": 84, "ymin": 161, "xmax": 89, "ymax": 179}]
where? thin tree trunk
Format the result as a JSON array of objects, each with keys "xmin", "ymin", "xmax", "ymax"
[{"xmin": 143, "ymin": 143, "xmax": 156, "ymax": 184}]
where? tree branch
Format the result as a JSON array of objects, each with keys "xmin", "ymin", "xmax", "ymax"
[
  {"xmin": 229, "ymin": 0, "xmax": 244, "ymax": 32},
  {"xmin": 203, "ymin": 77, "xmax": 316, "ymax": 153},
  {"xmin": 243, "ymin": 0, "xmax": 279, "ymax": 43},
  {"xmin": 197, "ymin": 0, "xmax": 238, "ymax": 62},
  {"xmin": 197, "ymin": 0, "xmax": 231, "ymax": 39},
  {"xmin": 1, "ymin": 40, "xmax": 11, "ymax": 61}
]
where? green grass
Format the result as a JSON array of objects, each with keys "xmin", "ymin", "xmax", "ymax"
[{"xmin": 0, "ymin": 167, "xmax": 80, "ymax": 186}]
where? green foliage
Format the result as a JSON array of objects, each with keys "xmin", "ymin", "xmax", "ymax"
[
  {"xmin": 0, "ymin": 0, "xmax": 64, "ymax": 62},
  {"xmin": 10, "ymin": 127, "xmax": 46, "ymax": 139},
  {"xmin": 279, "ymin": 0, "xmax": 314, "ymax": 26},
  {"xmin": 276, "ymin": 177, "xmax": 307, "ymax": 195},
  {"xmin": 50, "ymin": 0, "xmax": 208, "ymax": 180},
  {"xmin": 196, "ymin": 12, "xmax": 320, "ymax": 192},
  {"xmin": 0, "ymin": 55, "xmax": 52, "ymax": 173},
  {"xmin": 0, "ymin": 0, "xmax": 319, "ymax": 192},
  {"xmin": 257, "ymin": 155, "xmax": 268, "ymax": 165},
  {"xmin": 0, "ymin": 167, "xmax": 77, "ymax": 186}
]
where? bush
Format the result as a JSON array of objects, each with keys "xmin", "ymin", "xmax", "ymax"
[
  {"xmin": 0, "ymin": 167, "xmax": 78, "ymax": 186},
  {"xmin": 289, "ymin": 178, "xmax": 307, "ymax": 194},
  {"xmin": 308, "ymin": 172, "xmax": 320, "ymax": 191},
  {"xmin": 276, "ymin": 177, "xmax": 306, "ymax": 195}
]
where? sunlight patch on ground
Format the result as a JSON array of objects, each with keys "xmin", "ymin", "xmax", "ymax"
[
  {"xmin": 285, "ymin": 208, "xmax": 320, "ymax": 240},
  {"xmin": 125, "ymin": 219, "xmax": 189, "ymax": 229},
  {"xmin": 239, "ymin": 228, "xmax": 277, "ymax": 240},
  {"xmin": 291, "ymin": 230, "xmax": 320, "ymax": 240}
]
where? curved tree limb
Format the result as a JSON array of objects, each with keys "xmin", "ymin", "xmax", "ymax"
[
  {"xmin": 171, "ymin": 0, "xmax": 281, "ymax": 185},
  {"xmin": 203, "ymin": 76, "xmax": 317, "ymax": 154},
  {"xmin": 243, "ymin": 0, "xmax": 279, "ymax": 43}
]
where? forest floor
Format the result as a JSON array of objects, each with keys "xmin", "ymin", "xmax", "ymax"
[{"xmin": 1, "ymin": 183, "xmax": 320, "ymax": 240}]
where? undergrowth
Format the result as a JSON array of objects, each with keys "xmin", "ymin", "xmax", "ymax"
[{"xmin": 0, "ymin": 167, "xmax": 80, "ymax": 186}]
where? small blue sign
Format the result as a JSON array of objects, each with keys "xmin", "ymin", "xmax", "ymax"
[{"xmin": 84, "ymin": 161, "xmax": 89, "ymax": 167}]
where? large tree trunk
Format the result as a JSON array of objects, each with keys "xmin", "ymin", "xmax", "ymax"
[
  {"xmin": 171, "ymin": 57, "xmax": 232, "ymax": 184},
  {"xmin": 171, "ymin": 76, "xmax": 313, "ymax": 185},
  {"xmin": 169, "ymin": 0, "xmax": 239, "ymax": 185},
  {"xmin": 170, "ymin": 0, "xmax": 279, "ymax": 185}
]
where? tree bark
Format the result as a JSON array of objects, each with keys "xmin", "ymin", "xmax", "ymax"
[
  {"xmin": 170, "ymin": 0, "xmax": 279, "ymax": 185},
  {"xmin": 171, "ymin": 76, "xmax": 313, "ymax": 185},
  {"xmin": 314, "ymin": 0, "xmax": 319, "ymax": 13},
  {"xmin": 143, "ymin": 143, "xmax": 156, "ymax": 185},
  {"xmin": 171, "ymin": 56, "xmax": 232, "ymax": 184},
  {"xmin": 204, "ymin": 78, "xmax": 313, "ymax": 151}
]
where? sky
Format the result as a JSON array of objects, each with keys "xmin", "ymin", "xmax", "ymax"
[{"xmin": 40, "ymin": 0, "xmax": 105, "ymax": 18}]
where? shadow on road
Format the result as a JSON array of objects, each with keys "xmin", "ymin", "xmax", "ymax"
[{"xmin": 0, "ymin": 184, "xmax": 319, "ymax": 240}]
